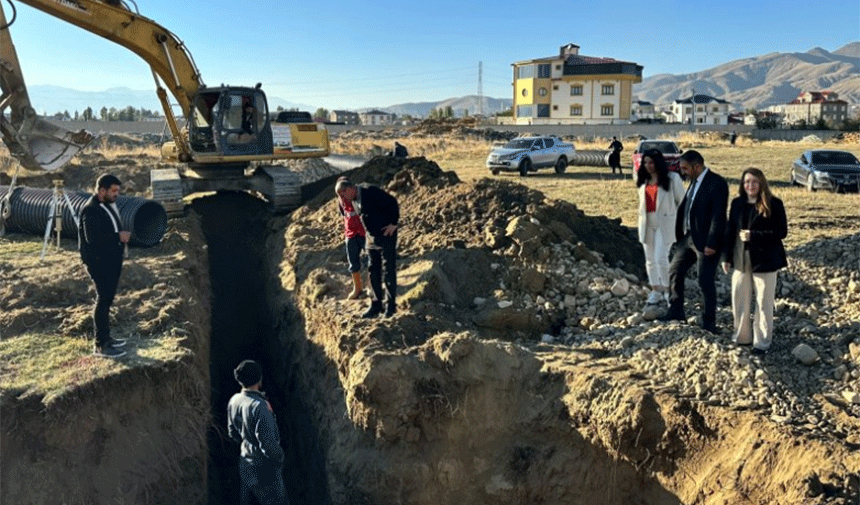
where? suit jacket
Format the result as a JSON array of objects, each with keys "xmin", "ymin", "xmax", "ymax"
[
  {"xmin": 356, "ymin": 185, "xmax": 399, "ymax": 241},
  {"xmin": 722, "ymin": 196, "xmax": 788, "ymax": 272},
  {"xmin": 78, "ymin": 195, "xmax": 124, "ymax": 267},
  {"xmin": 674, "ymin": 168, "xmax": 729, "ymax": 252},
  {"xmin": 637, "ymin": 171, "xmax": 686, "ymax": 244}
]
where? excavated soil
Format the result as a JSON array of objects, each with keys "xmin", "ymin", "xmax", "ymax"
[{"xmin": 1, "ymin": 133, "xmax": 859, "ymax": 504}]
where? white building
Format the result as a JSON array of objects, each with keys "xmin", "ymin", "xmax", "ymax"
[
  {"xmin": 631, "ymin": 100, "xmax": 656, "ymax": 121},
  {"xmin": 668, "ymin": 94, "xmax": 731, "ymax": 125},
  {"xmin": 359, "ymin": 109, "xmax": 396, "ymax": 126}
]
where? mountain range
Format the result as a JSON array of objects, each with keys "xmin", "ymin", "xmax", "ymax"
[
  {"xmin": 633, "ymin": 42, "xmax": 860, "ymax": 110},
  {"xmin": 28, "ymin": 42, "xmax": 858, "ymax": 117}
]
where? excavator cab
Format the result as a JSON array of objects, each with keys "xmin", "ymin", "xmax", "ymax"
[{"xmin": 188, "ymin": 87, "xmax": 273, "ymax": 157}]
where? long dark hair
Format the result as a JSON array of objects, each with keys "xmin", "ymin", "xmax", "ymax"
[
  {"xmin": 739, "ymin": 167, "xmax": 773, "ymax": 218},
  {"xmin": 635, "ymin": 149, "xmax": 671, "ymax": 190}
]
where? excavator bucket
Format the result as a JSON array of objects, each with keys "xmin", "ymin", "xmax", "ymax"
[{"xmin": 1, "ymin": 4, "xmax": 92, "ymax": 171}]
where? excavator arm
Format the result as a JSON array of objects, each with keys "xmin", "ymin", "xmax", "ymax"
[{"xmin": 2, "ymin": 0, "xmax": 207, "ymax": 168}]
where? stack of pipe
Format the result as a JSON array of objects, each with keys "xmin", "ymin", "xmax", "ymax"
[
  {"xmin": 568, "ymin": 150, "xmax": 613, "ymax": 167},
  {"xmin": 0, "ymin": 186, "xmax": 167, "ymax": 247}
]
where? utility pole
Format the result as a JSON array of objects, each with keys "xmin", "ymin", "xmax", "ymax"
[{"xmin": 478, "ymin": 61, "xmax": 483, "ymax": 118}]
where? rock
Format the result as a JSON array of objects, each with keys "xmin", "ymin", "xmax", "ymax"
[
  {"xmin": 842, "ymin": 390, "xmax": 860, "ymax": 404},
  {"xmin": 833, "ymin": 365, "xmax": 847, "ymax": 381},
  {"xmin": 627, "ymin": 313, "xmax": 644, "ymax": 325},
  {"xmin": 541, "ymin": 334, "xmax": 554, "ymax": 343},
  {"xmin": 620, "ymin": 336, "xmax": 636, "ymax": 349},
  {"xmin": 611, "ymin": 278, "xmax": 630, "ymax": 296},
  {"xmin": 792, "ymin": 343, "xmax": 819, "ymax": 365},
  {"xmin": 473, "ymin": 297, "xmax": 486, "ymax": 306},
  {"xmin": 563, "ymin": 294, "xmax": 577, "ymax": 308},
  {"xmin": 518, "ymin": 268, "xmax": 547, "ymax": 295},
  {"xmin": 849, "ymin": 341, "xmax": 860, "ymax": 361},
  {"xmin": 642, "ymin": 305, "xmax": 663, "ymax": 321},
  {"xmin": 497, "ymin": 300, "xmax": 513, "ymax": 308}
]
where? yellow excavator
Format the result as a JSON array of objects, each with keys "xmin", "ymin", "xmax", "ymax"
[{"xmin": 0, "ymin": 0, "xmax": 330, "ymax": 214}]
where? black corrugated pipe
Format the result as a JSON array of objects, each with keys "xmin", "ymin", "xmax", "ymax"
[
  {"xmin": 0, "ymin": 186, "xmax": 167, "ymax": 247},
  {"xmin": 568, "ymin": 150, "xmax": 613, "ymax": 167}
]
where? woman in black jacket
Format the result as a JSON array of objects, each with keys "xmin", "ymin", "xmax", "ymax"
[{"xmin": 721, "ymin": 168, "xmax": 787, "ymax": 355}]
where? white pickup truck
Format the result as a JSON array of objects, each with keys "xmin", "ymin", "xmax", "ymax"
[{"xmin": 486, "ymin": 136, "xmax": 576, "ymax": 176}]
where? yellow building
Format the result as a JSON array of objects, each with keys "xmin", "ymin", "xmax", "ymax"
[{"xmin": 512, "ymin": 43, "xmax": 643, "ymax": 125}]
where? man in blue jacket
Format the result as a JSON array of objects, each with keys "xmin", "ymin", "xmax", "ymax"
[
  {"xmin": 335, "ymin": 179, "xmax": 400, "ymax": 318},
  {"xmin": 227, "ymin": 360, "xmax": 288, "ymax": 505},
  {"xmin": 79, "ymin": 174, "xmax": 130, "ymax": 358}
]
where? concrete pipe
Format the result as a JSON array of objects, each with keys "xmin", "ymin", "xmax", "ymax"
[
  {"xmin": 568, "ymin": 150, "xmax": 612, "ymax": 167},
  {"xmin": 0, "ymin": 186, "xmax": 167, "ymax": 247}
]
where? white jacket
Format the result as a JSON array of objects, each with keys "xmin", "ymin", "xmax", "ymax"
[{"xmin": 637, "ymin": 171, "xmax": 685, "ymax": 244}]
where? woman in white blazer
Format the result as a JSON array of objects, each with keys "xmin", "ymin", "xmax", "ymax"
[{"xmin": 636, "ymin": 149, "xmax": 686, "ymax": 307}]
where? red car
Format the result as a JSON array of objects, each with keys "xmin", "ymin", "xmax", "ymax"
[{"xmin": 632, "ymin": 140, "xmax": 683, "ymax": 173}]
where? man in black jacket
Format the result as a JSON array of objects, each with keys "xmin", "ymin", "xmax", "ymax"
[
  {"xmin": 228, "ymin": 360, "xmax": 288, "ymax": 505},
  {"xmin": 336, "ymin": 179, "xmax": 399, "ymax": 318},
  {"xmin": 79, "ymin": 174, "xmax": 130, "ymax": 358},
  {"xmin": 659, "ymin": 150, "xmax": 729, "ymax": 333}
]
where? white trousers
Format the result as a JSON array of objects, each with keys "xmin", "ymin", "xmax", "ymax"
[
  {"xmin": 731, "ymin": 262, "xmax": 777, "ymax": 350},
  {"xmin": 642, "ymin": 213, "xmax": 671, "ymax": 289}
]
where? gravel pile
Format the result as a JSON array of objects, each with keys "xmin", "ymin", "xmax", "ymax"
[{"xmin": 489, "ymin": 230, "xmax": 860, "ymax": 443}]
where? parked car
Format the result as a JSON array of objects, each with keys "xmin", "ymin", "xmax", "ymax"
[
  {"xmin": 790, "ymin": 150, "xmax": 860, "ymax": 192},
  {"xmin": 486, "ymin": 136, "xmax": 575, "ymax": 176},
  {"xmin": 632, "ymin": 140, "xmax": 683, "ymax": 173}
]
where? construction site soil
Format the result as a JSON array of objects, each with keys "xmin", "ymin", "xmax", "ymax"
[{"xmin": 1, "ymin": 132, "xmax": 858, "ymax": 505}]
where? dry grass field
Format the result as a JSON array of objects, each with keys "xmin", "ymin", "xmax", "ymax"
[{"xmin": 332, "ymin": 134, "xmax": 860, "ymax": 250}]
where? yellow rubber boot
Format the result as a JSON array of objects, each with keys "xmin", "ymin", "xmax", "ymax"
[{"xmin": 348, "ymin": 272, "xmax": 363, "ymax": 300}]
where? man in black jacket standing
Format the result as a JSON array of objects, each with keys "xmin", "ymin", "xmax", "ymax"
[
  {"xmin": 79, "ymin": 174, "xmax": 130, "ymax": 358},
  {"xmin": 659, "ymin": 150, "xmax": 729, "ymax": 333},
  {"xmin": 336, "ymin": 179, "xmax": 399, "ymax": 318}
]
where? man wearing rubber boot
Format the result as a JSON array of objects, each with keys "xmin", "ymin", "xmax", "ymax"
[{"xmin": 335, "ymin": 179, "xmax": 400, "ymax": 318}]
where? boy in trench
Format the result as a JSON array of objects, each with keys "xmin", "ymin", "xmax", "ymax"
[{"xmin": 227, "ymin": 360, "xmax": 288, "ymax": 505}]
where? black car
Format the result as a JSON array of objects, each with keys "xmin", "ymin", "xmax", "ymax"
[{"xmin": 790, "ymin": 150, "xmax": 860, "ymax": 192}]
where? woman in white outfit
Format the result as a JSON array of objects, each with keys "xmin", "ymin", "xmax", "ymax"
[
  {"xmin": 636, "ymin": 149, "xmax": 686, "ymax": 308},
  {"xmin": 721, "ymin": 168, "xmax": 787, "ymax": 355}
]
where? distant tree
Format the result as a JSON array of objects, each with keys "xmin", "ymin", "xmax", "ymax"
[
  {"xmin": 840, "ymin": 117, "xmax": 860, "ymax": 131},
  {"xmin": 495, "ymin": 108, "xmax": 513, "ymax": 117},
  {"xmin": 444, "ymin": 106, "xmax": 454, "ymax": 118},
  {"xmin": 755, "ymin": 115, "xmax": 778, "ymax": 129},
  {"xmin": 276, "ymin": 105, "xmax": 285, "ymax": 112},
  {"xmin": 99, "ymin": 106, "xmax": 108, "ymax": 121},
  {"xmin": 314, "ymin": 108, "xmax": 330, "ymax": 121},
  {"xmin": 745, "ymin": 108, "xmax": 757, "ymax": 116},
  {"xmin": 62, "ymin": 110, "xmax": 71, "ymax": 120},
  {"xmin": 74, "ymin": 110, "xmax": 80, "ymax": 120},
  {"xmin": 83, "ymin": 107, "xmax": 94, "ymax": 121},
  {"xmin": 813, "ymin": 117, "xmax": 831, "ymax": 130}
]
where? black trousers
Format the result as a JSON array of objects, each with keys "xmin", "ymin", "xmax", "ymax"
[
  {"xmin": 668, "ymin": 234, "xmax": 719, "ymax": 326},
  {"xmin": 367, "ymin": 234, "xmax": 396, "ymax": 309},
  {"xmin": 85, "ymin": 260, "xmax": 122, "ymax": 347}
]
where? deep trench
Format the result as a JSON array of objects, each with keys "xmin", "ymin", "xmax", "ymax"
[{"xmin": 194, "ymin": 192, "xmax": 329, "ymax": 505}]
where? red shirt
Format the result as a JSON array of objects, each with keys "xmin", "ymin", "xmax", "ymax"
[
  {"xmin": 339, "ymin": 198, "xmax": 366, "ymax": 238},
  {"xmin": 645, "ymin": 184, "xmax": 658, "ymax": 213}
]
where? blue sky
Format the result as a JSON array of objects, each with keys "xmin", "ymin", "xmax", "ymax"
[{"xmin": 7, "ymin": 0, "xmax": 859, "ymax": 110}]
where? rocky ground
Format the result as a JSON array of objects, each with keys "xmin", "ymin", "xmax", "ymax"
[{"xmin": 1, "ymin": 130, "xmax": 859, "ymax": 504}]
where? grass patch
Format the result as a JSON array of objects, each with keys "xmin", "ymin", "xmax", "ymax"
[{"xmin": 0, "ymin": 329, "xmax": 190, "ymax": 406}]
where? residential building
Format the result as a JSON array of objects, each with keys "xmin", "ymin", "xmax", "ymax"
[
  {"xmin": 330, "ymin": 110, "xmax": 360, "ymax": 125},
  {"xmin": 359, "ymin": 109, "xmax": 396, "ymax": 126},
  {"xmin": 511, "ymin": 43, "xmax": 643, "ymax": 125},
  {"xmin": 783, "ymin": 91, "xmax": 848, "ymax": 126},
  {"xmin": 631, "ymin": 100, "xmax": 655, "ymax": 122},
  {"xmin": 668, "ymin": 94, "xmax": 731, "ymax": 125}
]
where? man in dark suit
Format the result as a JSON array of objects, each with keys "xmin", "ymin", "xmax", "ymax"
[
  {"xmin": 336, "ymin": 179, "xmax": 400, "ymax": 318},
  {"xmin": 79, "ymin": 174, "xmax": 130, "ymax": 357},
  {"xmin": 659, "ymin": 150, "xmax": 729, "ymax": 333}
]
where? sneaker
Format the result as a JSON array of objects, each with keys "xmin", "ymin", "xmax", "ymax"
[
  {"xmin": 384, "ymin": 304, "xmax": 397, "ymax": 318},
  {"xmin": 657, "ymin": 310, "xmax": 686, "ymax": 322},
  {"xmin": 751, "ymin": 347, "xmax": 768, "ymax": 356},
  {"xmin": 94, "ymin": 343, "xmax": 126, "ymax": 358},
  {"xmin": 646, "ymin": 291, "xmax": 662, "ymax": 306},
  {"xmin": 107, "ymin": 337, "xmax": 127, "ymax": 348}
]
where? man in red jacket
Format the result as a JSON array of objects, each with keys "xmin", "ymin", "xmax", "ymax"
[
  {"xmin": 335, "ymin": 179, "xmax": 400, "ymax": 318},
  {"xmin": 335, "ymin": 177, "xmax": 367, "ymax": 299}
]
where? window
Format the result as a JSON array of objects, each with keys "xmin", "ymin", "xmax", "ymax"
[
  {"xmin": 552, "ymin": 105, "xmax": 558, "ymax": 110},
  {"xmin": 601, "ymin": 105, "xmax": 614, "ymax": 116},
  {"xmin": 538, "ymin": 88, "xmax": 548, "ymax": 97},
  {"xmin": 601, "ymin": 84, "xmax": 614, "ymax": 95},
  {"xmin": 531, "ymin": 139, "xmax": 544, "ymax": 149},
  {"xmin": 712, "ymin": 106, "xmax": 719, "ymax": 112},
  {"xmin": 517, "ymin": 105, "xmax": 534, "ymax": 117},
  {"xmin": 537, "ymin": 104, "xmax": 550, "ymax": 117},
  {"xmin": 555, "ymin": 65, "xmax": 561, "ymax": 70},
  {"xmin": 517, "ymin": 65, "xmax": 534, "ymax": 79},
  {"xmin": 697, "ymin": 106, "xmax": 704, "ymax": 112},
  {"xmin": 521, "ymin": 88, "xmax": 528, "ymax": 97},
  {"xmin": 553, "ymin": 85, "xmax": 559, "ymax": 91},
  {"xmin": 538, "ymin": 64, "xmax": 551, "ymax": 78},
  {"xmin": 570, "ymin": 105, "xmax": 582, "ymax": 116},
  {"xmin": 544, "ymin": 138, "xmax": 554, "ymax": 148},
  {"xmin": 570, "ymin": 85, "xmax": 583, "ymax": 96},
  {"xmin": 713, "ymin": 118, "xmax": 719, "ymax": 124}
]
